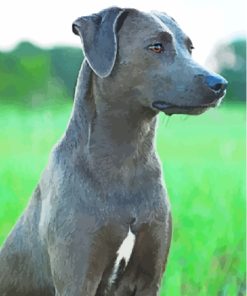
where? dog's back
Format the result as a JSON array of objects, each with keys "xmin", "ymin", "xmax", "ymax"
[{"xmin": 0, "ymin": 186, "xmax": 54, "ymax": 295}]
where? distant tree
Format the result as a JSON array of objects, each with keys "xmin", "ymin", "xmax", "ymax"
[
  {"xmin": 0, "ymin": 42, "xmax": 83, "ymax": 106},
  {"xmin": 0, "ymin": 42, "xmax": 60, "ymax": 105},
  {"xmin": 208, "ymin": 39, "xmax": 246, "ymax": 102},
  {"xmin": 50, "ymin": 47, "xmax": 83, "ymax": 98}
]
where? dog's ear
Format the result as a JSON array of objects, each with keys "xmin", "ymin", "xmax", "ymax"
[{"xmin": 72, "ymin": 7, "xmax": 126, "ymax": 78}]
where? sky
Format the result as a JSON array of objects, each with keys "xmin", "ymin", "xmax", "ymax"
[{"xmin": 0, "ymin": 0, "xmax": 246, "ymax": 65}]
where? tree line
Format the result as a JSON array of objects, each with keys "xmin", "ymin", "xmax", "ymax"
[{"xmin": 0, "ymin": 39, "xmax": 245, "ymax": 107}]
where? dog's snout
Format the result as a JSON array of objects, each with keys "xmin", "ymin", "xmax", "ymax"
[{"xmin": 205, "ymin": 75, "xmax": 228, "ymax": 93}]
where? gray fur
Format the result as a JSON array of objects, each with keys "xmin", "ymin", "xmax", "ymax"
[
  {"xmin": 0, "ymin": 7, "xmax": 227, "ymax": 296},
  {"xmin": 72, "ymin": 7, "xmax": 124, "ymax": 78}
]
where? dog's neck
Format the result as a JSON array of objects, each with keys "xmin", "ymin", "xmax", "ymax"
[
  {"xmin": 89, "ymin": 93, "xmax": 156, "ymax": 161},
  {"xmin": 62, "ymin": 61, "xmax": 158, "ymax": 183}
]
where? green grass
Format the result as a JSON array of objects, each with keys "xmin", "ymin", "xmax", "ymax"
[{"xmin": 0, "ymin": 102, "xmax": 245, "ymax": 295}]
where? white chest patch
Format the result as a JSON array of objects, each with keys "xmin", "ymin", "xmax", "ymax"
[{"xmin": 108, "ymin": 227, "xmax": 136, "ymax": 286}]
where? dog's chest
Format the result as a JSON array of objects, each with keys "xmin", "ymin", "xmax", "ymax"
[
  {"xmin": 93, "ymin": 193, "xmax": 169, "ymax": 294},
  {"xmin": 106, "ymin": 182, "xmax": 167, "ymax": 221}
]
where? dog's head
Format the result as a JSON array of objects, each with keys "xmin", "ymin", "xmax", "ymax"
[{"xmin": 73, "ymin": 7, "xmax": 227, "ymax": 116}]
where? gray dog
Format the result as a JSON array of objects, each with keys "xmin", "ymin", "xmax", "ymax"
[{"xmin": 0, "ymin": 7, "xmax": 227, "ymax": 296}]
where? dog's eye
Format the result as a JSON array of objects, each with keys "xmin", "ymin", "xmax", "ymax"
[
  {"xmin": 189, "ymin": 45, "xmax": 195, "ymax": 53},
  {"xmin": 149, "ymin": 43, "xmax": 164, "ymax": 53}
]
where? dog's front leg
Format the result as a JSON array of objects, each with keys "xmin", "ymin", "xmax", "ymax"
[
  {"xmin": 48, "ymin": 232, "xmax": 105, "ymax": 296},
  {"xmin": 44, "ymin": 209, "xmax": 108, "ymax": 296}
]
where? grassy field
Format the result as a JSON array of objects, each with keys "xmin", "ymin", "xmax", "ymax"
[{"xmin": 0, "ymin": 102, "xmax": 245, "ymax": 295}]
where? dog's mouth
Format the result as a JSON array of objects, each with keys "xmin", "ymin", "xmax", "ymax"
[
  {"xmin": 152, "ymin": 88, "xmax": 227, "ymax": 116},
  {"xmin": 152, "ymin": 99, "xmax": 221, "ymax": 116}
]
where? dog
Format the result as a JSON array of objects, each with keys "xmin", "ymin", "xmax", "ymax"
[{"xmin": 0, "ymin": 7, "xmax": 227, "ymax": 296}]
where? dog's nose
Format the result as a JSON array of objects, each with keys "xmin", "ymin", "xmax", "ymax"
[{"xmin": 205, "ymin": 75, "xmax": 228, "ymax": 92}]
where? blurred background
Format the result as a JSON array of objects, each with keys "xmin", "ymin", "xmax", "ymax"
[{"xmin": 0, "ymin": 0, "xmax": 246, "ymax": 295}]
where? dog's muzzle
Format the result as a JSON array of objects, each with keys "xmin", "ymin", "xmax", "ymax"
[{"xmin": 152, "ymin": 74, "xmax": 228, "ymax": 115}]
